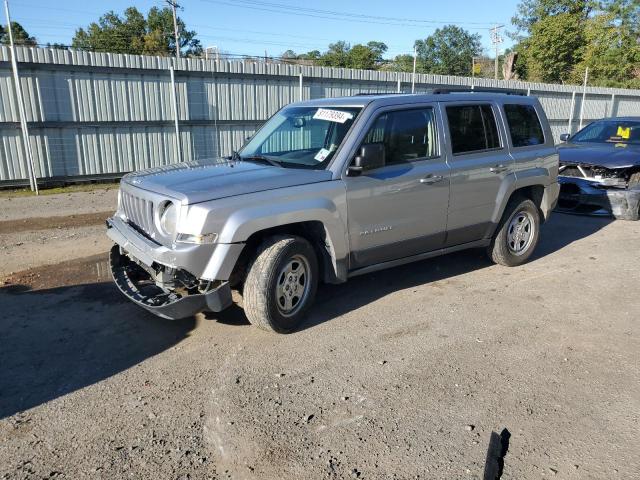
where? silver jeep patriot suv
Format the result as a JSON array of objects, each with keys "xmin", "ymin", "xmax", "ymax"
[{"xmin": 107, "ymin": 92, "xmax": 559, "ymax": 332}]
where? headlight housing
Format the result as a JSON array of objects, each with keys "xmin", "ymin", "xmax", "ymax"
[{"xmin": 159, "ymin": 202, "xmax": 178, "ymax": 236}]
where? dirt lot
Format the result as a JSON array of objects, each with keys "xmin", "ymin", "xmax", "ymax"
[{"xmin": 1, "ymin": 190, "xmax": 639, "ymax": 479}]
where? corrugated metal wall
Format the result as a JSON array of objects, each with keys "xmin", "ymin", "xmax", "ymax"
[{"xmin": 1, "ymin": 46, "xmax": 639, "ymax": 184}]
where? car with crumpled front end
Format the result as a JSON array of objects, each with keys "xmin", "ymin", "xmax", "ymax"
[{"xmin": 557, "ymin": 117, "xmax": 640, "ymax": 220}]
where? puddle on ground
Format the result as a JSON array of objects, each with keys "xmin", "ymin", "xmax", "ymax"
[
  {"xmin": 0, "ymin": 211, "xmax": 113, "ymax": 234},
  {"xmin": 1, "ymin": 253, "xmax": 111, "ymax": 292}
]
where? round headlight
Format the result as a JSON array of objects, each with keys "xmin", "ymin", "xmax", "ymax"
[{"xmin": 159, "ymin": 202, "xmax": 178, "ymax": 235}]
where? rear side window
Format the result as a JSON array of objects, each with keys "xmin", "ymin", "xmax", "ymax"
[
  {"xmin": 361, "ymin": 108, "xmax": 439, "ymax": 165},
  {"xmin": 446, "ymin": 104, "xmax": 500, "ymax": 154},
  {"xmin": 504, "ymin": 104, "xmax": 545, "ymax": 147}
]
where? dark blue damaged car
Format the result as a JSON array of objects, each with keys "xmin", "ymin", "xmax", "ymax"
[{"xmin": 557, "ymin": 117, "xmax": 640, "ymax": 220}]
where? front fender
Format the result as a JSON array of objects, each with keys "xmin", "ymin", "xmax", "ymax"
[
  {"xmin": 189, "ymin": 182, "xmax": 349, "ymax": 282},
  {"xmin": 224, "ymin": 197, "xmax": 348, "ymax": 280}
]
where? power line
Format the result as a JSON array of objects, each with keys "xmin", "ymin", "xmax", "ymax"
[
  {"xmin": 200, "ymin": 0, "xmax": 499, "ymax": 26},
  {"xmin": 195, "ymin": 0, "xmax": 502, "ymax": 29}
]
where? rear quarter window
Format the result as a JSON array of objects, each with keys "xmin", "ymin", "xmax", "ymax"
[{"xmin": 504, "ymin": 104, "xmax": 545, "ymax": 147}]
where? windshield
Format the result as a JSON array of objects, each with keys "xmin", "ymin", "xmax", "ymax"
[
  {"xmin": 239, "ymin": 106, "xmax": 362, "ymax": 169},
  {"xmin": 571, "ymin": 120, "xmax": 640, "ymax": 145}
]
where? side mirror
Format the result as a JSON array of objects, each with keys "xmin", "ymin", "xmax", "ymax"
[
  {"xmin": 559, "ymin": 133, "xmax": 570, "ymax": 142},
  {"xmin": 347, "ymin": 143, "xmax": 385, "ymax": 176}
]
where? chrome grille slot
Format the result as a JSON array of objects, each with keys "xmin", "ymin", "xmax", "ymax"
[{"xmin": 121, "ymin": 190, "xmax": 155, "ymax": 237}]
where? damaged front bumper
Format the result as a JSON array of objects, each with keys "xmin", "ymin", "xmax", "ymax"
[
  {"xmin": 557, "ymin": 176, "xmax": 640, "ymax": 220},
  {"xmin": 106, "ymin": 216, "xmax": 241, "ymax": 319},
  {"xmin": 109, "ymin": 245, "xmax": 232, "ymax": 319}
]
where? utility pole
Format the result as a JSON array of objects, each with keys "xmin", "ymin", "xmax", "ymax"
[
  {"xmin": 166, "ymin": 0, "xmax": 181, "ymax": 60},
  {"xmin": 490, "ymin": 24, "xmax": 504, "ymax": 81},
  {"xmin": 4, "ymin": 0, "xmax": 38, "ymax": 193},
  {"xmin": 411, "ymin": 45, "xmax": 417, "ymax": 94}
]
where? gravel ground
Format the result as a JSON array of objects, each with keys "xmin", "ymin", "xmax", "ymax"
[
  {"xmin": 0, "ymin": 188, "xmax": 117, "ymax": 222},
  {"xmin": 0, "ymin": 189, "xmax": 116, "ymax": 277},
  {"xmin": 0, "ymin": 192, "xmax": 639, "ymax": 479}
]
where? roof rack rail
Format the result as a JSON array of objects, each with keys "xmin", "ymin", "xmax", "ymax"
[
  {"xmin": 430, "ymin": 87, "xmax": 527, "ymax": 96},
  {"xmin": 354, "ymin": 92, "xmax": 408, "ymax": 96}
]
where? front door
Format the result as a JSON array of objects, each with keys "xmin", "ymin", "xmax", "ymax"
[{"xmin": 344, "ymin": 105, "xmax": 450, "ymax": 269}]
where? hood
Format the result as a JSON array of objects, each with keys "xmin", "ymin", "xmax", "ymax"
[
  {"xmin": 122, "ymin": 158, "xmax": 333, "ymax": 204},
  {"xmin": 559, "ymin": 142, "xmax": 640, "ymax": 169}
]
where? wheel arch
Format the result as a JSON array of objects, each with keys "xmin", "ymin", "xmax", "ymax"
[
  {"xmin": 492, "ymin": 169, "xmax": 550, "ymax": 227},
  {"xmin": 229, "ymin": 220, "xmax": 347, "ymax": 287}
]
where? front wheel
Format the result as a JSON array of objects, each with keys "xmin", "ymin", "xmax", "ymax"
[
  {"xmin": 243, "ymin": 235, "xmax": 318, "ymax": 333},
  {"xmin": 487, "ymin": 196, "xmax": 540, "ymax": 267}
]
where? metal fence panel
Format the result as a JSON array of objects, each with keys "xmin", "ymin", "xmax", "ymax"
[{"xmin": 1, "ymin": 45, "xmax": 640, "ymax": 185}]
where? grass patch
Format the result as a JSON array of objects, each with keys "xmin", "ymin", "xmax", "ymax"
[{"xmin": 0, "ymin": 181, "xmax": 120, "ymax": 198}]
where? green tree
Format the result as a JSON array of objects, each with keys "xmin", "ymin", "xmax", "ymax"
[
  {"xmin": 347, "ymin": 41, "xmax": 388, "ymax": 69},
  {"xmin": 72, "ymin": 6, "xmax": 202, "ymax": 56},
  {"xmin": 415, "ymin": 25, "xmax": 483, "ymax": 76},
  {"xmin": 571, "ymin": 10, "xmax": 640, "ymax": 87},
  {"xmin": 300, "ymin": 50, "xmax": 321, "ymax": 61},
  {"xmin": 510, "ymin": 0, "xmax": 595, "ymax": 39},
  {"xmin": 285, "ymin": 41, "xmax": 388, "ymax": 69},
  {"xmin": 384, "ymin": 54, "xmax": 414, "ymax": 72},
  {"xmin": 523, "ymin": 12, "xmax": 586, "ymax": 83},
  {"xmin": 511, "ymin": 0, "xmax": 640, "ymax": 87},
  {"xmin": 319, "ymin": 41, "xmax": 351, "ymax": 67},
  {"xmin": 0, "ymin": 22, "xmax": 37, "ymax": 46}
]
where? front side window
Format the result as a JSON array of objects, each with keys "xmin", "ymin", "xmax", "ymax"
[
  {"xmin": 360, "ymin": 108, "xmax": 439, "ymax": 166},
  {"xmin": 447, "ymin": 104, "xmax": 501, "ymax": 154},
  {"xmin": 240, "ymin": 106, "xmax": 361, "ymax": 169},
  {"xmin": 504, "ymin": 104, "xmax": 545, "ymax": 147},
  {"xmin": 571, "ymin": 120, "xmax": 640, "ymax": 145}
]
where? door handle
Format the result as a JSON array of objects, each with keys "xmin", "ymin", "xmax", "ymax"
[
  {"xmin": 489, "ymin": 164, "xmax": 508, "ymax": 173},
  {"xmin": 419, "ymin": 175, "xmax": 444, "ymax": 185}
]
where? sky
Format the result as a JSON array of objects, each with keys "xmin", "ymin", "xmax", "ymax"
[{"xmin": 7, "ymin": 0, "xmax": 519, "ymax": 58}]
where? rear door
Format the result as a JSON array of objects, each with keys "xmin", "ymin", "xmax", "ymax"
[
  {"xmin": 344, "ymin": 104, "xmax": 450, "ymax": 268},
  {"xmin": 502, "ymin": 102, "xmax": 556, "ymax": 173},
  {"xmin": 442, "ymin": 102, "xmax": 514, "ymax": 246}
]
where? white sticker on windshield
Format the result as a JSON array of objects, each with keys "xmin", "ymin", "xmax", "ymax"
[
  {"xmin": 313, "ymin": 108, "xmax": 354, "ymax": 124},
  {"xmin": 314, "ymin": 148, "xmax": 331, "ymax": 162}
]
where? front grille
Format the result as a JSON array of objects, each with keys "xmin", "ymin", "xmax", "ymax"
[{"xmin": 120, "ymin": 190, "xmax": 155, "ymax": 237}]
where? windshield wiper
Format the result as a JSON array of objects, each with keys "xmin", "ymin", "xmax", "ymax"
[{"xmin": 240, "ymin": 155, "xmax": 283, "ymax": 168}]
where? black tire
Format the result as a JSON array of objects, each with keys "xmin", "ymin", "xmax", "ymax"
[
  {"xmin": 243, "ymin": 235, "xmax": 319, "ymax": 333},
  {"xmin": 487, "ymin": 196, "xmax": 540, "ymax": 267}
]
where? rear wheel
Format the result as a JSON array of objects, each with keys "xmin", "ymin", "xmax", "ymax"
[
  {"xmin": 487, "ymin": 196, "xmax": 540, "ymax": 266},
  {"xmin": 243, "ymin": 235, "xmax": 318, "ymax": 333}
]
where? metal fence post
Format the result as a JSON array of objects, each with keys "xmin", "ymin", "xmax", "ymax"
[
  {"xmin": 299, "ymin": 73, "xmax": 303, "ymax": 101},
  {"xmin": 567, "ymin": 92, "xmax": 576, "ymax": 135},
  {"xmin": 4, "ymin": 0, "xmax": 38, "ymax": 193},
  {"xmin": 609, "ymin": 94, "xmax": 616, "ymax": 117},
  {"xmin": 578, "ymin": 68, "xmax": 589, "ymax": 130},
  {"xmin": 169, "ymin": 65, "xmax": 182, "ymax": 163}
]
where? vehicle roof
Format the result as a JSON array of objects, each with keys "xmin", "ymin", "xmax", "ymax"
[{"xmin": 293, "ymin": 92, "xmax": 539, "ymax": 109}]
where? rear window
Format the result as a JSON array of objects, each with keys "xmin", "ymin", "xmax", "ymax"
[
  {"xmin": 446, "ymin": 104, "xmax": 500, "ymax": 154},
  {"xmin": 504, "ymin": 104, "xmax": 545, "ymax": 147}
]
